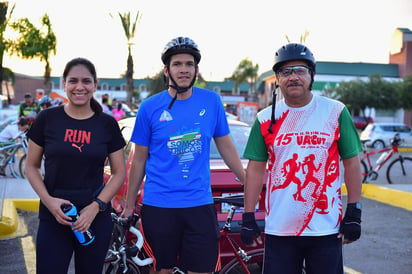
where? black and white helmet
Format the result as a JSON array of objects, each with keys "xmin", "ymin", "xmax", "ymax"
[
  {"xmin": 161, "ymin": 37, "xmax": 201, "ymax": 65},
  {"xmin": 272, "ymin": 43, "xmax": 316, "ymax": 73},
  {"xmin": 39, "ymin": 96, "xmax": 51, "ymax": 107}
]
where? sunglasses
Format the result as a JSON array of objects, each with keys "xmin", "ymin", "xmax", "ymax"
[{"xmin": 277, "ymin": 65, "xmax": 311, "ymax": 78}]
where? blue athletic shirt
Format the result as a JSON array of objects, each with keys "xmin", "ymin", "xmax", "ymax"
[{"xmin": 131, "ymin": 87, "xmax": 229, "ymax": 208}]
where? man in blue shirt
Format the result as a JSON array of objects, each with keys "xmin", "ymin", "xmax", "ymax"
[{"xmin": 123, "ymin": 37, "xmax": 245, "ymax": 274}]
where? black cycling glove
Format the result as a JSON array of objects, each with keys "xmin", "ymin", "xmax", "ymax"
[
  {"xmin": 339, "ymin": 203, "xmax": 362, "ymax": 241},
  {"xmin": 240, "ymin": 212, "xmax": 261, "ymax": 246}
]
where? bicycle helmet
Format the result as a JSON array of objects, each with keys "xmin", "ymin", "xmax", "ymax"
[
  {"xmin": 272, "ymin": 43, "xmax": 316, "ymax": 73},
  {"xmin": 39, "ymin": 96, "xmax": 51, "ymax": 107},
  {"xmin": 161, "ymin": 37, "xmax": 201, "ymax": 65},
  {"xmin": 161, "ymin": 37, "xmax": 201, "ymax": 109},
  {"xmin": 52, "ymin": 98, "xmax": 64, "ymax": 106}
]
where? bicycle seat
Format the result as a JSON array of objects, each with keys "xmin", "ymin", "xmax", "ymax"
[{"xmin": 213, "ymin": 195, "xmax": 244, "ymax": 207}]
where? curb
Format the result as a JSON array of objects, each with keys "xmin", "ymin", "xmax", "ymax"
[
  {"xmin": 0, "ymin": 199, "xmax": 39, "ymax": 239},
  {"xmin": 398, "ymin": 147, "xmax": 412, "ymax": 153},
  {"xmin": 361, "ymin": 184, "xmax": 412, "ymax": 211},
  {"xmin": 342, "ymin": 184, "xmax": 412, "ymax": 211}
]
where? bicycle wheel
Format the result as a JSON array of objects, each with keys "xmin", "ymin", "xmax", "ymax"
[
  {"xmin": 386, "ymin": 157, "xmax": 412, "ymax": 184},
  {"xmin": 360, "ymin": 159, "xmax": 368, "ymax": 183},
  {"xmin": 220, "ymin": 249, "xmax": 264, "ymax": 274},
  {"xmin": 0, "ymin": 152, "xmax": 7, "ymax": 176},
  {"xmin": 19, "ymin": 154, "xmax": 26, "ymax": 179},
  {"xmin": 103, "ymin": 257, "xmax": 142, "ymax": 274}
]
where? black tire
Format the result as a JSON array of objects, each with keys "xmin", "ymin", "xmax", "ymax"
[
  {"xmin": 372, "ymin": 140, "xmax": 385, "ymax": 149},
  {"xmin": 103, "ymin": 257, "xmax": 141, "ymax": 274},
  {"xmin": 19, "ymin": 154, "xmax": 26, "ymax": 179},
  {"xmin": 386, "ymin": 157, "xmax": 412, "ymax": 184},
  {"xmin": 220, "ymin": 249, "xmax": 264, "ymax": 274},
  {"xmin": 360, "ymin": 159, "xmax": 368, "ymax": 183},
  {"xmin": 0, "ymin": 152, "xmax": 7, "ymax": 176}
]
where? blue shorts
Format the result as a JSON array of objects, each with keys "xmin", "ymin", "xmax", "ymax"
[
  {"xmin": 263, "ymin": 234, "xmax": 343, "ymax": 274},
  {"xmin": 141, "ymin": 204, "xmax": 220, "ymax": 272}
]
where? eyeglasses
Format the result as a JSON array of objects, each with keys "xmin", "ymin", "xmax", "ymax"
[{"xmin": 277, "ymin": 65, "xmax": 311, "ymax": 78}]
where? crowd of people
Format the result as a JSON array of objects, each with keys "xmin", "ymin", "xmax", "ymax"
[
  {"xmin": 22, "ymin": 37, "xmax": 363, "ymax": 274},
  {"xmin": 101, "ymin": 95, "xmax": 126, "ymax": 121},
  {"xmin": 1, "ymin": 92, "xmax": 126, "ymax": 140}
]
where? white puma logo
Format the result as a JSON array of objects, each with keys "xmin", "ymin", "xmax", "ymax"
[{"xmin": 72, "ymin": 143, "xmax": 84, "ymax": 152}]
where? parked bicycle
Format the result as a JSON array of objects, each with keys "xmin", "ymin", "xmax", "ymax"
[
  {"xmin": 103, "ymin": 194, "xmax": 265, "ymax": 274},
  {"xmin": 103, "ymin": 213, "xmax": 153, "ymax": 274},
  {"xmin": 0, "ymin": 131, "xmax": 28, "ymax": 178},
  {"xmin": 360, "ymin": 133, "xmax": 412, "ymax": 184},
  {"xmin": 213, "ymin": 194, "xmax": 264, "ymax": 273}
]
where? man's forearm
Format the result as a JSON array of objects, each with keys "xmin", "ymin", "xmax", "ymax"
[
  {"xmin": 244, "ymin": 161, "xmax": 266, "ymax": 212},
  {"xmin": 342, "ymin": 155, "xmax": 362, "ymax": 203},
  {"xmin": 125, "ymin": 159, "xmax": 146, "ymax": 208}
]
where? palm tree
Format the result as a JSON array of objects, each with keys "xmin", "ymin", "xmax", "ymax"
[
  {"xmin": 116, "ymin": 11, "xmax": 141, "ymax": 107},
  {"xmin": 285, "ymin": 29, "xmax": 310, "ymax": 44},
  {"xmin": 8, "ymin": 14, "xmax": 57, "ymax": 96},
  {"xmin": 230, "ymin": 58, "xmax": 259, "ymax": 101}
]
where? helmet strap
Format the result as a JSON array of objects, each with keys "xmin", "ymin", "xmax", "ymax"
[
  {"xmin": 267, "ymin": 84, "xmax": 278, "ymax": 133},
  {"xmin": 167, "ymin": 66, "xmax": 198, "ymax": 109}
]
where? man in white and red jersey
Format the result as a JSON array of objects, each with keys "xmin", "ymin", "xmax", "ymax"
[{"xmin": 240, "ymin": 43, "xmax": 363, "ymax": 274}]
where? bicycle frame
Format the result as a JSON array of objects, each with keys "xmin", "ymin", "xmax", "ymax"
[
  {"xmin": 360, "ymin": 133, "xmax": 410, "ymax": 184},
  {"xmin": 214, "ymin": 195, "xmax": 264, "ymax": 274},
  {"xmin": 361, "ymin": 146, "xmax": 395, "ymax": 173},
  {"xmin": 219, "ymin": 204, "xmax": 259, "ymax": 273},
  {"xmin": 106, "ymin": 195, "xmax": 264, "ymax": 274},
  {"xmin": 0, "ymin": 140, "xmax": 25, "ymax": 178},
  {"xmin": 104, "ymin": 213, "xmax": 153, "ymax": 273}
]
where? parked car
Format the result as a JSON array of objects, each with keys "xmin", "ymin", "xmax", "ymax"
[
  {"xmin": 225, "ymin": 112, "xmax": 239, "ymax": 121},
  {"xmin": 360, "ymin": 122, "xmax": 412, "ymax": 149},
  {"xmin": 121, "ymin": 104, "xmax": 137, "ymax": 118},
  {"xmin": 352, "ymin": 116, "xmax": 374, "ymax": 130},
  {"xmin": 103, "ymin": 117, "xmax": 266, "ymax": 263}
]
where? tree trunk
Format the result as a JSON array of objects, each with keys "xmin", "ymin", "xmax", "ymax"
[
  {"xmin": 126, "ymin": 49, "xmax": 134, "ymax": 107},
  {"xmin": 43, "ymin": 61, "xmax": 51, "ymax": 96},
  {"xmin": 0, "ymin": 2, "xmax": 9, "ymax": 97}
]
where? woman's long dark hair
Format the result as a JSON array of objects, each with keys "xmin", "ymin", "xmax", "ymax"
[{"xmin": 63, "ymin": 57, "xmax": 102, "ymax": 114}]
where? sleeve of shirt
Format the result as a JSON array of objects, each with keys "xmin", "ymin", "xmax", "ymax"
[
  {"xmin": 0, "ymin": 125, "xmax": 16, "ymax": 141},
  {"xmin": 107, "ymin": 116, "xmax": 126, "ymax": 153},
  {"xmin": 243, "ymin": 118, "xmax": 268, "ymax": 161},
  {"xmin": 130, "ymin": 103, "xmax": 151, "ymax": 147},
  {"xmin": 213, "ymin": 94, "xmax": 230, "ymax": 138},
  {"xmin": 337, "ymin": 106, "xmax": 363, "ymax": 159}
]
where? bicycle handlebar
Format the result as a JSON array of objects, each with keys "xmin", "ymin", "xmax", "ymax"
[
  {"xmin": 390, "ymin": 133, "xmax": 403, "ymax": 147},
  {"xmin": 213, "ymin": 194, "xmax": 244, "ymax": 207},
  {"xmin": 110, "ymin": 213, "xmax": 153, "ymax": 267},
  {"xmin": 110, "ymin": 212, "xmax": 136, "ymax": 228}
]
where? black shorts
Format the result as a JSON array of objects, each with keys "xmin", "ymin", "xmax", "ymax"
[
  {"xmin": 141, "ymin": 204, "xmax": 220, "ymax": 272},
  {"xmin": 263, "ymin": 234, "xmax": 343, "ymax": 274}
]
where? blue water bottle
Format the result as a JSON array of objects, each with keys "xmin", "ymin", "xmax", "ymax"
[{"xmin": 61, "ymin": 204, "xmax": 95, "ymax": 246}]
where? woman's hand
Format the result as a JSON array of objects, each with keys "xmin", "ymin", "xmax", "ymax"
[
  {"xmin": 72, "ymin": 203, "xmax": 99, "ymax": 233},
  {"xmin": 44, "ymin": 197, "xmax": 73, "ymax": 226}
]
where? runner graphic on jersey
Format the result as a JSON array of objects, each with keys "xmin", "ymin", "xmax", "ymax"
[
  {"xmin": 300, "ymin": 154, "xmax": 322, "ymax": 201},
  {"xmin": 278, "ymin": 153, "xmax": 304, "ymax": 201}
]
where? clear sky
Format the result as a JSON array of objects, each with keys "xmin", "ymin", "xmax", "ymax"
[{"xmin": 3, "ymin": 0, "xmax": 412, "ymax": 81}]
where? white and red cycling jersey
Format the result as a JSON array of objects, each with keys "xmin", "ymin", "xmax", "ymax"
[{"xmin": 244, "ymin": 95, "xmax": 362, "ymax": 236}]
